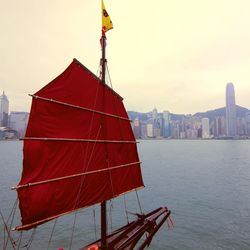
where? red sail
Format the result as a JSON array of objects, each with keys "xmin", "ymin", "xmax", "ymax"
[{"xmin": 16, "ymin": 59, "xmax": 144, "ymax": 230}]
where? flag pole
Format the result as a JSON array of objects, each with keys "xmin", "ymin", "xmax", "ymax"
[
  {"xmin": 100, "ymin": 28, "xmax": 107, "ymax": 250},
  {"xmin": 100, "ymin": 1, "xmax": 113, "ymax": 248}
]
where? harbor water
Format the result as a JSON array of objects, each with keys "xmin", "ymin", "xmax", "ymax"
[{"xmin": 1, "ymin": 140, "xmax": 250, "ymax": 249}]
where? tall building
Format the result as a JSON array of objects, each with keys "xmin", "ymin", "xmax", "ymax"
[
  {"xmin": 146, "ymin": 123, "xmax": 154, "ymax": 138},
  {"xmin": 9, "ymin": 112, "xmax": 29, "ymax": 138},
  {"xmin": 226, "ymin": 83, "xmax": 237, "ymax": 137},
  {"xmin": 153, "ymin": 118, "xmax": 162, "ymax": 138},
  {"xmin": 236, "ymin": 117, "xmax": 246, "ymax": 136},
  {"xmin": 213, "ymin": 116, "xmax": 226, "ymax": 137},
  {"xmin": 0, "ymin": 91, "xmax": 9, "ymax": 127},
  {"xmin": 246, "ymin": 111, "xmax": 250, "ymax": 136},
  {"xmin": 132, "ymin": 118, "xmax": 141, "ymax": 139},
  {"xmin": 163, "ymin": 111, "xmax": 171, "ymax": 138},
  {"xmin": 202, "ymin": 118, "xmax": 210, "ymax": 138},
  {"xmin": 152, "ymin": 108, "xmax": 158, "ymax": 119}
]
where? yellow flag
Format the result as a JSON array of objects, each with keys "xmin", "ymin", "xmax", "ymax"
[{"xmin": 102, "ymin": 0, "xmax": 113, "ymax": 32}]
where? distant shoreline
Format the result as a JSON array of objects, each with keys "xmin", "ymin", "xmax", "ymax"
[{"xmin": 137, "ymin": 137, "xmax": 250, "ymax": 141}]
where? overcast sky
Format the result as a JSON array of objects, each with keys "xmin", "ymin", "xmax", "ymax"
[{"xmin": 1, "ymin": 0, "xmax": 250, "ymax": 114}]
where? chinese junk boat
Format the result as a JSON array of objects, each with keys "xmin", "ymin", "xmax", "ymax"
[{"xmin": 12, "ymin": 1, "xmax": 171, "ymax": 249}]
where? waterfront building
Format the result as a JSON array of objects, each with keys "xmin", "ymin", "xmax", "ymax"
[
  {"xmin": 132, "ymin": 118, "xmax": 141, "ymax": 139},
  {"xmin": 140, "ymin": 123, "xmax": 148, "ymax": 139},
  {"xmin": 152, "ymin": 108, "xmax": 158, "ymax": 119},
  {"xmin": 0, "ymin": 127, "xmax": 18, "ymax": 139},
  {"xmin": 153, "ymin": 127, "xmax": 161, "ymax": 138},
  {"xmin": 236, "ymin": 117, "xmax": 246, "ymax": 136},
  {"xmin": 163, "ymin": 111, "xmax": 171, "ymax": 138},
  {"xmin": 186, "ymin": 129, "xmax": 198, "ymax": 139},
  {"xmin": 219, "ymin": 116, "xmax": 227, "ymax": 136},
  {"xmin": 9, "ymin": 112, "xmax": 29, "ymax": 138},
  {"xmin": 202, "ymin": 118, "xmax": 210, "ymax": 139},
  {"xmin": 146, "ymin": 123, "xmax": 154, "ymax": 138},
  {"xmin": 211, "ymin": 119, "xmax": 217, "ymax": 137},
  {"xmin": 180, "ymin": 121, "xmax": 184, "ymax": 138},
  {"xmin": 246, "ymin": 111, "xmax": 250, "ymax": 136},
  {"xmin": 156, "ymin": 117, "xmax": 164, "ymax": 137},
  {"xmin": 226, "ymin": 83, "xmax": 237, "ymax": 136},
  {"xmin": 0, "ymin": 91, "xmax": 9, "ymax": 127},
  {"xmin": 180, "ymin": 131, "xmax": 186, "ymax": 139},
  {"xmin": 212, "ymin": 116, "xmax": 226, "ymax": 137},
  {"xmin": 171, "ymin": 120, "xmax": 180, "ymax": 138}
]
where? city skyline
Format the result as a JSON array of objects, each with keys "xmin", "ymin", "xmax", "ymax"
[
  {"xmin": 1, "ymin": 84, "xmax": 250, "ymax": 139},
  {"xmin": 1, "ymin": 88, "xmax": 250, "ymax": 116},
  {"xmin": 129, "ymin": 82, "xmax": 250, "ymax": 139},
  {"xmin": 130, "ymin": 104, "xmax": 250, "ymax": 140},
  {"xmin": 1, "ymin": 1, "xmax": 250, "ymax": 113}
]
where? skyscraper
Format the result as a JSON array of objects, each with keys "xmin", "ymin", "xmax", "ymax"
[
  {"xmin": 9, "ymin": 112, "xmax": 29, "ymax": 138},
  {"xmin": 0, "ymin": 91, "xmax": 9, "ymax": 127},
  {"xmin": 225, "ymin": 83, "xmax": 237, "ymax": 137},
  {"xmin": 246, "ymin": 111, "xmax": 250, "ymax": 136},
  {"xmin": 132, "ymin": 118, "xmax": 141, "ymax": 139},
  {"xmin": 152, "ymin": 108, "xmax": 158, "ymax": 119},
  {"xmin": 202, "ymin": 118, "xmax": 210, "ymax": 138},
  {"xmin": 163, "ymin": 110, "xmax": 171, "ymax": 138}
]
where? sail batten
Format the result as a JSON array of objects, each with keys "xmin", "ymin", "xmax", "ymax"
[
  {"xmin": 29, "ymin": 94, "xmax": 131, "ymax": 121},
  {"xmin": 16, "ymin": 59, "xmax": 144, "ymax": 230},
  {"xmin": 21, "ymin": 137, "xmax": 138, "ymax": 143},
  {"xmin": 13, "ymin": 161, "xmax": 142, "ymax": 190}
]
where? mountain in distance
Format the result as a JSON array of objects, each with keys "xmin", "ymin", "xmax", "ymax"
[
  {"xmin": 127, "ymin": 111, "xmax": 150, "ymax": 122},
  {"xmin": 193, "ymin": 105, "xmax": 250, "ymax": 120},
  {"xmin": 128, "ymin": 105, "xmax": 250, "ymax": 121},
  {"xmin": 127, "ymin": 110, "xmax": 187, "ymax": 121}
]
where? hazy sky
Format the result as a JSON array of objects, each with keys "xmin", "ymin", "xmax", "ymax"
[{"xmin": 1, "ymin": 0, "xmax": 250, "ymax": 114}]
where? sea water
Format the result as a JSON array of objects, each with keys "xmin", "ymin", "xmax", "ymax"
[{"xmin": 1, "ymin": 140, "xmax": 250, "ymax": 249}]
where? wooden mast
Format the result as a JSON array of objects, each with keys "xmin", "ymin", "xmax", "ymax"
[{"xmin": 100, "ymin": 29, "xmax": 107, "ymax": 250}]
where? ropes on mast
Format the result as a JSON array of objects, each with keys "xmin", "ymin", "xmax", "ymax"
[
  {"xmin": 108, "ymin": 200, "xmax": 113, "ymax": 232},
  {"xmin": 106, "ymin": 61, "xmax": 144, "ymax": 217},
  {"xmin": 17, "ymin": 231, "xmax": 23, "ymax": 250},
  {"xmin": 0, "ymin": 207, "xmax": 16, "ymax": 249},
  {"xmin": 22, "ymin": 228, "xmax": 36, "ymax": 249},
  {"xmin": 123, "ymin": 195, "xmax": 129, "ymax": 224},
  {"xmin": 93, "ymin": 205, "xmax": 98, "ymax": 240},
  {"xmin": 91, "ymin": 62, "xmax": 100, "ymax": 243},
  {"xmin": 47, "ymin": 219, "xmax": 57, "ymax": 250},
  {"xmin": 69, "ymin": 60, "xmax": 103, "ymax": 248},
  {"xmin": 1, "ymin": 198, "xmax": 18, "ymax": 249}
]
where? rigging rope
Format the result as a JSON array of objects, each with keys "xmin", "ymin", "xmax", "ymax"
[
  {"xmin": 6, "ymin": 198, "xmax": 18, "ymax": 243},
  {"xmin": 106, "ymin": 64, "xmax": 113, "ymax": 89},
  {"xmin": 13, "ymin": 232, "xmax": 23, "ymax": 250},
  {"xmin": 69, "ymin": 65, "xmax": 102, "ymax": 248},
  {"xmin": 47, "ymin": 219, "xmax": 58, "ymax": 249},
  {"xmin": 107, "ymin": 63, "xmax": 144, "ymax": 216},
  {"xmin": 69, "ymin": 212, "xmax": 77, "ymax": 250},
  {"xmin": 123, "ymin": 195, "xmax": 129, "ymax": 224},
  {"xmin": 93, "ymin": 205, "xmax": 97, "ymax": 240},
  {"xmin": 96, "ymin": 64, "xmax": 101, "ymax": 77},
  {"xmin": 21, "ymin": 228, "xmax": 36, "ymax": 249},
  {"xmin": 108, "ymin": 200, "xmax": 113, "ymax": 232},
  {"xmin": 99, "ymin": 64, "xmax": 116, "ymax": 197},
  {"xmin": 0, "ymin": 200, "xmax": 17, "ymax": 250},
  {"xmin": 135, "ymin": 190, "xmax": 143, "ymax": 214},
  {"xmin": 17, "ymin": 231, "xmax": 23, "ymax": 250}
]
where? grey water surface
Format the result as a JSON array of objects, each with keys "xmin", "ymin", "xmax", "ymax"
[{"xmin": 0, "ymin": 140, "xmax": 250, "ymax": 249}]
